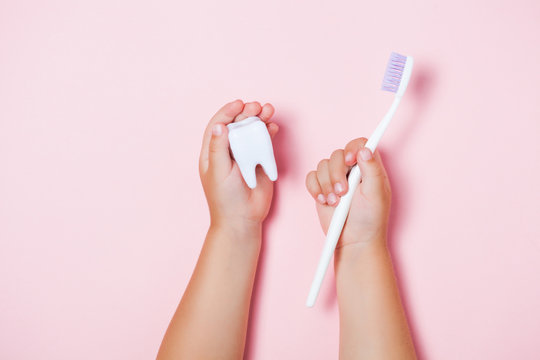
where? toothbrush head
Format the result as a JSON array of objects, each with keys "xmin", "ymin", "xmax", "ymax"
[{"xmin": 381, "ymin": 52, "xmax": 414, "ymax": 97}]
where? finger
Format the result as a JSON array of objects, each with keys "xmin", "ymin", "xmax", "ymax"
[
  {"xmin": 373, "ymin": 150, "xmax": 391, "ymax": 192},
  {"xmin": 328, "ymin": 149, "xmax": 348, "ymax": 196},
  {"xmin": 343, "ymin": 137, "xmax": 368, "ymax": 167},
  {"xmin": 251, "ymin": 164, "xmax": 274, "ymax": 197},
  {"xmin": 200, "ymin": 100, "xmax": 244, "ymax": 173},
  {"xmin": 316, "ymin": 160, "xmax": 338, "ymax": 206},
  {"xmin": 267, "ymin": 122, "xmax": 279, "ymax": 139},
  {"xmin": 306, "ymin": 171, "xmax": 326, "ymax": 205},
  {"xmin": 234, "ymin": 101, "xmax": 262, "ymax": 122},
  {"xmin": 259, "ymin": 103, "xmax": 275, "ymax": 122},
  {"xmin": 208, "ymin": 123, "xmax": 232, "ymax": 177},
  {"xmin": 356, "ymin": 147, "xmax": 388, "ymax": 196}
]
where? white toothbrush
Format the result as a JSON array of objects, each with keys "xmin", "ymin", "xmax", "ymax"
[{"xmin": 306, "ymin": 52, "xmax": 414, "ymax": 308}]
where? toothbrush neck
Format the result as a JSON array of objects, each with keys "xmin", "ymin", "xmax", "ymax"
[{"xmin": 365, "ymin": 96, "xmax": 401, "ymax": 152}]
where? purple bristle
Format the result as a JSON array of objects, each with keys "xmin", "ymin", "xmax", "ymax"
[{"xmin": 381, "ymin": 52, "xmax": 407, "ymax": 93}]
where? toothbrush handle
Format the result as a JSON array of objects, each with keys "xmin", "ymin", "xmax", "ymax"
[{"xmin": 306, "ymin": 164, "xmax": 362, "ymax": 307}]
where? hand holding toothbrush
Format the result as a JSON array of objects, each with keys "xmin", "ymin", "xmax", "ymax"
[
  {"xmin": 306, "ymin": 52, "xmax": 413, "ymax": 307},
  {"xmin": 305, "ymin": 138, "xmax": 391, "ymax": 250},
  {"xmin": 305, "ymin": 139, "xmax": 417, "ymax": 359}
]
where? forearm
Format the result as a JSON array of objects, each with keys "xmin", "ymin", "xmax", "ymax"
[
  {"xmin": 158, "ymin": 224, "xmax": 262, "ymax": 360},
  {"xmin": 335, "ymin": 241, "xmax": 416, "ymax": 360}
]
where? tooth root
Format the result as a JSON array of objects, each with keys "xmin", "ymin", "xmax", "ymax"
[
  {"xmin": 259, "ymin": 156, "xmax": 277, "ymax": 182},
  {"xmin": 227, "ymin": 116, "xmax": 278, "ymax": 189}
]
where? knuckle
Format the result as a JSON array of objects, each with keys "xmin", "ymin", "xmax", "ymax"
[
  {"xmin": 329, "ymin": 169, "xmax": 343, "ymax": 182},
  {"xmin": 383, "ymin": 176, "xmax": 392, "ymax": 195},
  {"xmin": 345, "ymin": 138, "xmax": 367, "ymax": 151},
  {"xmin": 345, "ymin": 139, "xmax": 357, "ymax": 150},
  {"xmin": 208, "ymin": 142, "xmax": 221, "ymax": 154},
  {"xmin": 332, "ymin": 156, "xmax": 346, "ymax": 169},
  {"xmin": 319, "ymin": 183, "xmax": 331, "ymax": 193},
  {"xmin": 385, "ymin": 184, "xmax": 392, "ymax": 197},
  {"xmin": 316, "ymin": 176, "xmax": 332, "ymax": 192},
  {"xmin": 370, "ymin": 166, "xmax": 385, "ymax": 178},
  {"xmin": 305, "ymin": 171, "xmax": 316, "ymax": 187},
  {"xmin": 317, "ymin": 159, "xmax": 329, "ymax": 172},
  {"xmin": 330, "ymin": 149, "xmax": 343, "ymax": 159}
]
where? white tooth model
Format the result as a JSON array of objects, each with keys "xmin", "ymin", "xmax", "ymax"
[{"xmin": 227, "ymin": 116, "xmax": 278, "ymax": 189}]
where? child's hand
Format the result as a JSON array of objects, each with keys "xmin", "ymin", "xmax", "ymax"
[
  {"xmin": 305, "ymin": 138, "xmax": 391, "ymax": 249},
  {"xmin": 199, "ymin": 100, "xmax": 279, "ymax": 233},
  {"xmin": 161, "ymin": 101, "xmax": 279, "ymax": 360}
]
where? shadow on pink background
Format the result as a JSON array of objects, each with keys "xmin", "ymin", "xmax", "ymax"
[{"xmin": 1, "ymin": 0, "xmax": 540, "ymax": 359}]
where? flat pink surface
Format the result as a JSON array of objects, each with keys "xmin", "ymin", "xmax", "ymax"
[{"xmin": 1, "ymin": 0, "xmax": 540, "ymax": 359}]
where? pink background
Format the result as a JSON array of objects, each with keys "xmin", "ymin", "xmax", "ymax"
[{"xmin": 1, "ymin": 0, "xmax": 540, "ymax": 359}]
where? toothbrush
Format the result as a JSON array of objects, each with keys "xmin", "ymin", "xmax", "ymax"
[{"xmin": 306, "ymin": 52, "xmax": 414, "ymax": 308}]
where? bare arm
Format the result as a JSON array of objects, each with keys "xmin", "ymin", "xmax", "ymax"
[
  {"xmin": 306, "ymin": 137, "xmax": 416, "ymax": 359},
  {"xmin": 335, "ymin": 242, "xmax": 415, "ymax": 359},
  {"xmin": 157, "ymin": 100, "xmax": 278, "ymax": 359},
  {"xmin": 157, "ymin": 225, "xmax": 261, "ymax": 359}
]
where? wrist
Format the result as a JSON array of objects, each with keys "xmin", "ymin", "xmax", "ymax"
[
  {"xmin": 208, "ymin": 219, "xmax": 263, "ymax": 245},
  {"xmin": 334, "ymin": 238, "xmax": 389, "ymax": 268}
]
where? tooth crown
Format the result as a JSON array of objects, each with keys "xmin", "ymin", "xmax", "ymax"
[{"xmin": 227, "ymin": 116, "xmax": 278, "ymax": 189}]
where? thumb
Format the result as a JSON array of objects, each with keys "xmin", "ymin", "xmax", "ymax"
[
  {"xmin": 208, "ymin": 123, "xmax": 232, "ymax": 177},
  {"xmin": 356, "ymin": 147, "xmax": 387, "ymax": 196}
]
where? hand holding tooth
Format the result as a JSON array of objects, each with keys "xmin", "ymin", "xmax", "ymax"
[{"xmin": 199, "ymin": 100, "xmax": 279, "ymax": 228}]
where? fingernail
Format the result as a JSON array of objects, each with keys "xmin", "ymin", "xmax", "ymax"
[
  {"xmin": 327, "ymin": 193, "xmax": 337, "ymax": 205},
  {"xmin": 359, "ymin": 148, "xmax": 372, "ymax": 161},
  {"xmin": 212, "ymin": 124, "xmax": 222, "ymax": 136},
  {"xmin": 317, "ymin": 194, "xmax": 326, "ymax": 204},
  {"xmin": 345, "ymin": 152, "xmax": 354, "ymax": 163},
  {"xmin": 334, "ymin": 182, "xmax": 343, "ymax": 194}
]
